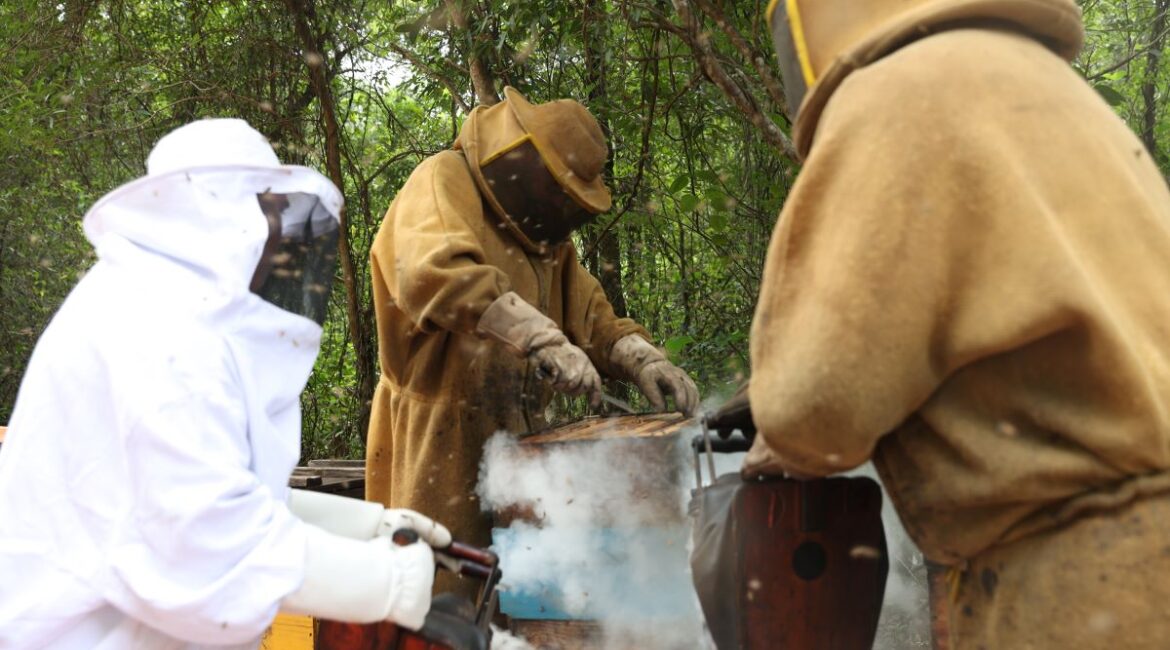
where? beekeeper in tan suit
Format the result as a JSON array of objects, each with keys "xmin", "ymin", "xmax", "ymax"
[
  {"xmin": 713, "ymin": 0, "xmax": 1170, "ymax": 647},
  {"xmin": 366, "ymin": 88, "xmax": 698, "ymax": 591}
]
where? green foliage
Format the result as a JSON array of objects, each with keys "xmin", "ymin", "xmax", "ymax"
[
  {"xmin": 2, "ymin": 0, "xmax": 1167, "ymax": 459},
  {"xmin": 1076, "ymin": 0, "xmax": 1170, "ymax": 168}
]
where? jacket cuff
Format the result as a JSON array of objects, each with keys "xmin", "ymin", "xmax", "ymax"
[
  {"xmin": 607, "ymin": 333, "xmax": 666, "ymax": 379},
  {"xmin": 475, "ymin": 291, "xmax": 568, "ymax": 357}
]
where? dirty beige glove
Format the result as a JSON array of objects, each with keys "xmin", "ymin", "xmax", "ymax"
[
  {"xmin": 283, "ymin": 526, "xmax": 434, "ymax": 630},
  {"xmin": 610, "ymin": 335, "xmax": 700, "ymax": 416},
  {"xmin": 287, "ymin": 489, "xmax": 452, "ymax": 548},
  {"xmin": 476, "ymin": 292, "xmax": 602, "ymax": 405}
]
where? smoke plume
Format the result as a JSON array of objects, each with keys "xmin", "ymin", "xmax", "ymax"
[
  {"xmin": 478, "ymin": 426, "xmax": 930, "ymax": 649},
  {"xmin": 478, "ymin": 430, "xmax": 712, "ymax": 649}
]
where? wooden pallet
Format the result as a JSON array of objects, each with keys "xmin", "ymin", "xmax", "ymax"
[{"xmin": 289, "ymin": 459, "xmax": 365, "ymax": 499}]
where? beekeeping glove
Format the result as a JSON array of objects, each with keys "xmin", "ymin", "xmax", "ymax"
[
  {"xmin": 609, "ymin": 335, "xmax": 700, "ymax": 417},
  {"xmin": 287, "ymin": 489, "xmax": 452, "ymax": 548},
  {"xmin": 283, "ymin": 526, "xmax": 434, "ymax": 630},
  {"xmin": 706, "ymin": 381, "xmax": 756, "ymax": 440},
  {"xmin": 476, "ymin": 291, "xmax": 602, "ymax": 405}
]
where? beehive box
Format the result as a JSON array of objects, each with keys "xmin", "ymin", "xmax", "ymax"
[
  {"xmin": 265, "ymin": 416, "xmax": 704, "ymax": 650},
  {"xmin": 490, "ymin": 414, "xmax": 703, "ymax": 649},
  {"xmin": 496, "ymin": 413, "xmax": 695, "ymax": 528}
]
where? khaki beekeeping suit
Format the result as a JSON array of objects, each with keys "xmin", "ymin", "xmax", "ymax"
[
  {"xmin": 366, "ymin": 88, "xmax": 697, "ymax": 595},
  {"xmin": 742, "ymin": 0, "xmax": 1170, "ymax": 646}
]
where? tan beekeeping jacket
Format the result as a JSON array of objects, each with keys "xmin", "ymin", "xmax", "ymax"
[
  {"xmin": 365, "ymin": 150, "xmax": 645, "ymax": 556},
  {"xmin": 748, "ymin": 1, "xmax": 1170, "ymax": 646}
]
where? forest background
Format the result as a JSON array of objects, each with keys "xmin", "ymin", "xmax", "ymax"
[{"xmin": 2, "ymin": 0, "xmax": 1167, "ymax": 460}]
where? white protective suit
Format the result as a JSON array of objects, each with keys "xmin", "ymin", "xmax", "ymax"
[{"xmin": 0, "ymin": 120, "xmax": 430, "ymax": 649}]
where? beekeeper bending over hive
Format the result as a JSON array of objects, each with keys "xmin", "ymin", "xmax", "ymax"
[
  {"xmin": 365, "ymin": 87, "xmax": 699, "ymax": 594},
  {"xmin": 0, "ymin": 119, "xmax": 450, "ymax": 648}
]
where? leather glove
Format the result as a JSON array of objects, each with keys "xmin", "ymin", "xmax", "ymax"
[
  {"xmin": 609, "ymin": 335, "xmax": 700, "ymax": 416},
  {"xmin": 287, "ymin": 489, "xmax": 452, "ymax": 548},
  {"xmin": 706, "ymin": 381, "xmax": 756, "ymax": 439},
  {"xmin": 476, "ymin": 291, "xmax": 602, "ymax": 406},
  {"xmin": 283, "ymin": 526, "xmax": 435, "ymax": 630}
]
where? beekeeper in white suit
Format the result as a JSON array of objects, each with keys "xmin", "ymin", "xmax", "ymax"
[{"xmin": 0, "ymin": 118, "xmax": 452, "ymax": 649}]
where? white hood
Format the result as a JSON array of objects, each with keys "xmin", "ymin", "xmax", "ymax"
[
  {"xmin": 0, "ymin": 119, "xmax": 344, "ymax": 648},
  {"xmin": 84, "ymin": 118, "xmax": 342, "ymax": 297}
]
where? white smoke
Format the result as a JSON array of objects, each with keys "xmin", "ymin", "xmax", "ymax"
[
  {"xmin": 490, "ymin": 624, "xmax": 536, "ymax": 650},
  {"xmin": 478, "ymin": 430, "xmax": 713, "ymax": 649},
  {"xmin": 478, "ymin": 428, "xmax": 930, "ymax": 649}
]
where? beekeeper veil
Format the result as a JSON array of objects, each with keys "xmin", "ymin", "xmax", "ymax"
[
  {"xmin": 81, "ymin": 118, "xmax": 344, "ymax": 495},
  {"xmin": 84, "ymin": 118, "xmax": 343, "ymax": 325},
  {"xmin": 251, "ymin": 190, "xmax": 339, "ymax": 325},
  {"xmin": 456, "ymin": 87, "xmax": 611, "ymax": 253}
]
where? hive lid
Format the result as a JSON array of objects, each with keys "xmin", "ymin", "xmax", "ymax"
[{"xmin": 521, "ymin": 413, "xmax": 695, "ymax": 445}]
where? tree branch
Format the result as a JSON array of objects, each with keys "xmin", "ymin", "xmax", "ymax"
[{"xmin": 667, "ymin": 0, "xmax": 797, "ymax": 161}]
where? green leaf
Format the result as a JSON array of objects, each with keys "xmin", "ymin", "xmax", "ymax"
[
  {"xmin": 709, "ymin": 211, "xmax": 728, "ymax": 232},
  {"xmin": 664, "ymin": 334, "xmax": 695, "ymax": 355},
  {"xmin": 680, "ymin": 193, "xmax": 699, "ymax": 212},
  {"xmin": 669, "ymin": 174, "xmax": 690, "ymax": 193},
  {"xmin": 705, "ymin": 189, "xmax": 729, "ymax": 212},
  {"xmin": 696, "ymin": 169, "xmax": 719, "ymax": 184},
  {"xmin": 1094, "ymin": 83, "xmax": 1126, "ymax": 107}
]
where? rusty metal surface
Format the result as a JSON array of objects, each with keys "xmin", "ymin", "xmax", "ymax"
[
  {"xmin": 690, "ymin": 475, "xmax": 888, "ymax": 649},
  {"xmin": 927, "ymin": 562, "xmax": 952, "ymax": 650},
  {"xmin": 521, "ymin": 414, "xmax": 694, "ymax": 445}
]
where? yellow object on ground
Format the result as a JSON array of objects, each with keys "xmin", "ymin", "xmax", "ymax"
[{"xmin": 260, "ymin": 614, "xmax": 313, "ymax": 650}]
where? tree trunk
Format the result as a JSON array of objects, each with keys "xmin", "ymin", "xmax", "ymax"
[
  {"xmin": 446, "ymin": 0, "xmax": 500, "ymax": 106},
  {"xmin": 583, "ymin": 0, "xmax": 628, "ymax": 318},
  {"xmin": 1141, "ymin": 0, "xmax": 1169, "ymax": 160},
  {"xmin": 284, "ymin": 0, "xmax": 377, "ymax": 442},
  {"xmin": 668, "ymin": 0, "xmax": 798, "ymax": 162}
]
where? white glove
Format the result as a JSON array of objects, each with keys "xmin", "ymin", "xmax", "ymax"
[
  {"xmin": 287, "ymin": 489, "xmax": 452, "ymax": 548},
  {"xmin": 376, "ymin": 509, "xmax": 452, "ymax": 548},
  {"xmin": 609, "ymin": 335, "xmax": 700, "ymax": 416},
  {"xmin": 476, "ymin": 291, "xmax": 602, "ymax": 405},
  {"xmin": 283, "ymin": 526, "xmax": 435, "ymax": 630}
]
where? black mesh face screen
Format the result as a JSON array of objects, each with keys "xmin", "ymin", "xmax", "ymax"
[
  {"xmin": 480, "ymin": 139, "xmax": 599, "ymax": 247},
  {"xmin": 252, "ymin": 192, "xmax": 339, "ymax": 325}
]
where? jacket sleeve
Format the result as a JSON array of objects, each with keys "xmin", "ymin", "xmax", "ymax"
[
  {"xmin": 747, "ymin": 72, "xmax": 1014, "ymax": 477},
  {"xmin": 100, "ymin": 347, "xmax": 308, "ymax": 644},
  {"xmin": 371, "ymin": 151, "xmax": 511, "ymax": 334},
  {"xmin": 558, "ymin": 243, "xmax": 649, "ymax": 378}
]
